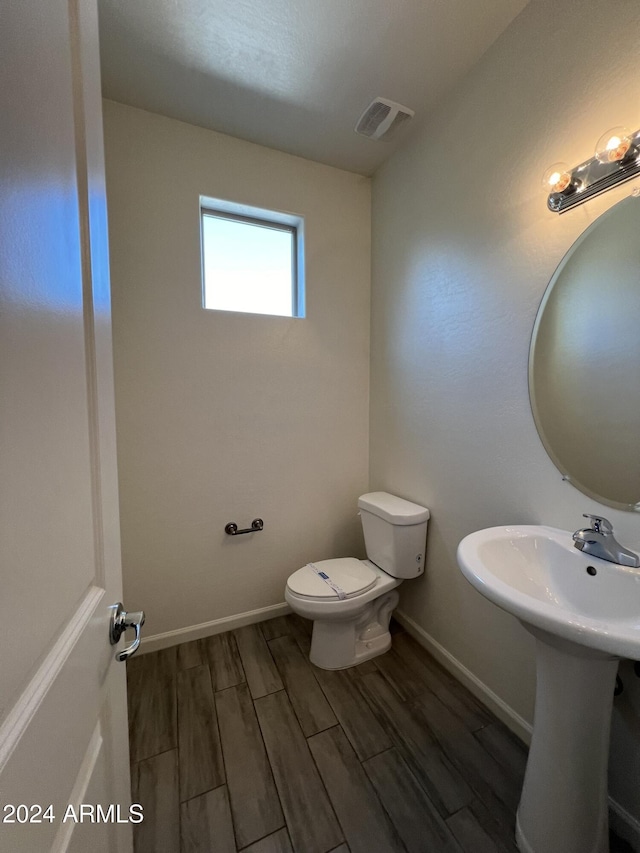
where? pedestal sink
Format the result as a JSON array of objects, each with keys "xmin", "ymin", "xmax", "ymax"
[{"xmin": 457, "ymin": 525, "xmax": 640, "ymax": 853}]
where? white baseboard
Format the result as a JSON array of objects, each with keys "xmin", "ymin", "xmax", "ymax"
[
  {"xmin": 609, "ymin": 797, "xmax": 640, "ymax": 851},
  {"xmin": 395, "ymin": 610, "xmax": 640, "ymax": 851},
  {"xmin": 395, "ymin": 609, "xmax": 533, "ymax": 744},
  {"xmin": 139, "ymin": 602, "xmax": 291, "ymax": 654}
]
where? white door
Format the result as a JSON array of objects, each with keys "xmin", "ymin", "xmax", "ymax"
[{"xmin": 1, "ymin": 1, "xmax": 134, "ymax": 851}]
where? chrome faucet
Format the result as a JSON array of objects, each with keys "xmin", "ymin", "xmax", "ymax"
[{"xmin": 572, "ymin": 514, "xmax": 640, "ymax": 568}]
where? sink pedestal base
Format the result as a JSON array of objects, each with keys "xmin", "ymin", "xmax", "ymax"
[{"xmin": 516, "ymin": 626, "xmax": 619, "ymax": 853}]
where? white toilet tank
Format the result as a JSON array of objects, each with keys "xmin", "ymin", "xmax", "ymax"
[{"xmin": 358, "ymin": 492, "xmax": 430, "ymax": 579}]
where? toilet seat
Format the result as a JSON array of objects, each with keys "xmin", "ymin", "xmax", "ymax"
[{"xmin": 287, "ymin": 557, "xmax": 377, "ymax": 601}]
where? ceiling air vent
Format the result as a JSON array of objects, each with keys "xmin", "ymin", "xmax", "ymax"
[{"xmin": 355, "ymin": 97, "xmax": 415, "ymax": 140}]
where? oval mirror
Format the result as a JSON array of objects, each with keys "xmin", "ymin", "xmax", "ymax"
[{"xmin": 529, "ymin": 196, "xmax": 640, "ymax": 511}]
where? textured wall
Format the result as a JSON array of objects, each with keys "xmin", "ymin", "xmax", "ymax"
[
  {"xmin": 370, "ymin": 0, "xmax": 640, "ymax": 831},
  {"xmin": 103, "ymin": 100, "xmax": 371, "ymax": 639}
]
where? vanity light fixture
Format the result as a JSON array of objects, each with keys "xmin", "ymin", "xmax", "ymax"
[{"xmin": 544, "ymin": 126, "xmax": 640, "ymax": 213}]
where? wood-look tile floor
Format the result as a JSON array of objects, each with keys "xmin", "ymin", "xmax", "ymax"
[{"xmin": 127, "ymin": 616, "xmax": 633, "ymax": 853}]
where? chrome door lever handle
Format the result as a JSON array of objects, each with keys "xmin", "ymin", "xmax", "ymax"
[{"xmin": 109, "ymin": 602, "xmax": 146, "ymax": 662}]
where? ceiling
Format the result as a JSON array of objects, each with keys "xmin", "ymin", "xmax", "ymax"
[{"xmin": 98, "ymin": 0, "xmax": 529, "ymax": 176}]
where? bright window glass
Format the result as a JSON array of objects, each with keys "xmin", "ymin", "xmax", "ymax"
[{"xmin": 202, "ymin": 210, "xmax": 300, "ymax": 317}]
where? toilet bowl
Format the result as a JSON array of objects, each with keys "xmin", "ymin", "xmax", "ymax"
[{"xmin": 285, "ymin": 492, "xmax": 429, "ymax": 670}]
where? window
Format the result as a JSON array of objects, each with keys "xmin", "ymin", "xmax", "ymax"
[{"xmin": 200, "ymin": 197, "xmax": 305, "ymax": 317}]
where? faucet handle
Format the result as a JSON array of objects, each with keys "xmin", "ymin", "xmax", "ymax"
[{"xmin": 582, "ymin": 514, "xmax": 613, "ymax": 534}]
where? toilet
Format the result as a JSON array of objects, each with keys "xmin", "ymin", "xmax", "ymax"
[{"xmin": 285, "ymin": 491, "xmax": 430, "ymax": 669}]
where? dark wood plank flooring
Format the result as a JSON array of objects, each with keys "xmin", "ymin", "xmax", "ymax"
[{"xmin": 127, "ymin": 615, "xmax": 632, "ymax": 853}]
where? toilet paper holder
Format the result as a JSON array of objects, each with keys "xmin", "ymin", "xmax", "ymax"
[{"xmin": 225, "ymin": 518, "xmax": 264, "ymax": 536}]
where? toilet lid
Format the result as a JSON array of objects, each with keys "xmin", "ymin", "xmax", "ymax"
[{"xmin": 287, "ymin": 557, "xmax": 377, "ymax": 600}]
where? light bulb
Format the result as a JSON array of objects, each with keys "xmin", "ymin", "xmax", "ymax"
[
  {"xmin": 595, "ymin": 127, "xmax": 632, "ymax": 163},
  {"xmin": 542, "ymin": 162, "xmax": 572, "ymax": 194}
]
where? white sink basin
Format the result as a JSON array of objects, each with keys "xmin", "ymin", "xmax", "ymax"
[
  {"xmin": 457, "ymin": 523, "xmax": 640, "ymax": 853},
  {"xmin": 457, "ymin": 524, "xmax": 640, "ymax": 659}
]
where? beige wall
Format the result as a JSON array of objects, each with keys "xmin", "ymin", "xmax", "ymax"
[
  {"xmin": 103, "ymin": 100, "xmax": 371, "ymax": 641},
  {"xmin": 370, "ymin": 0, "xmax": 640, "ymax": 833}
]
